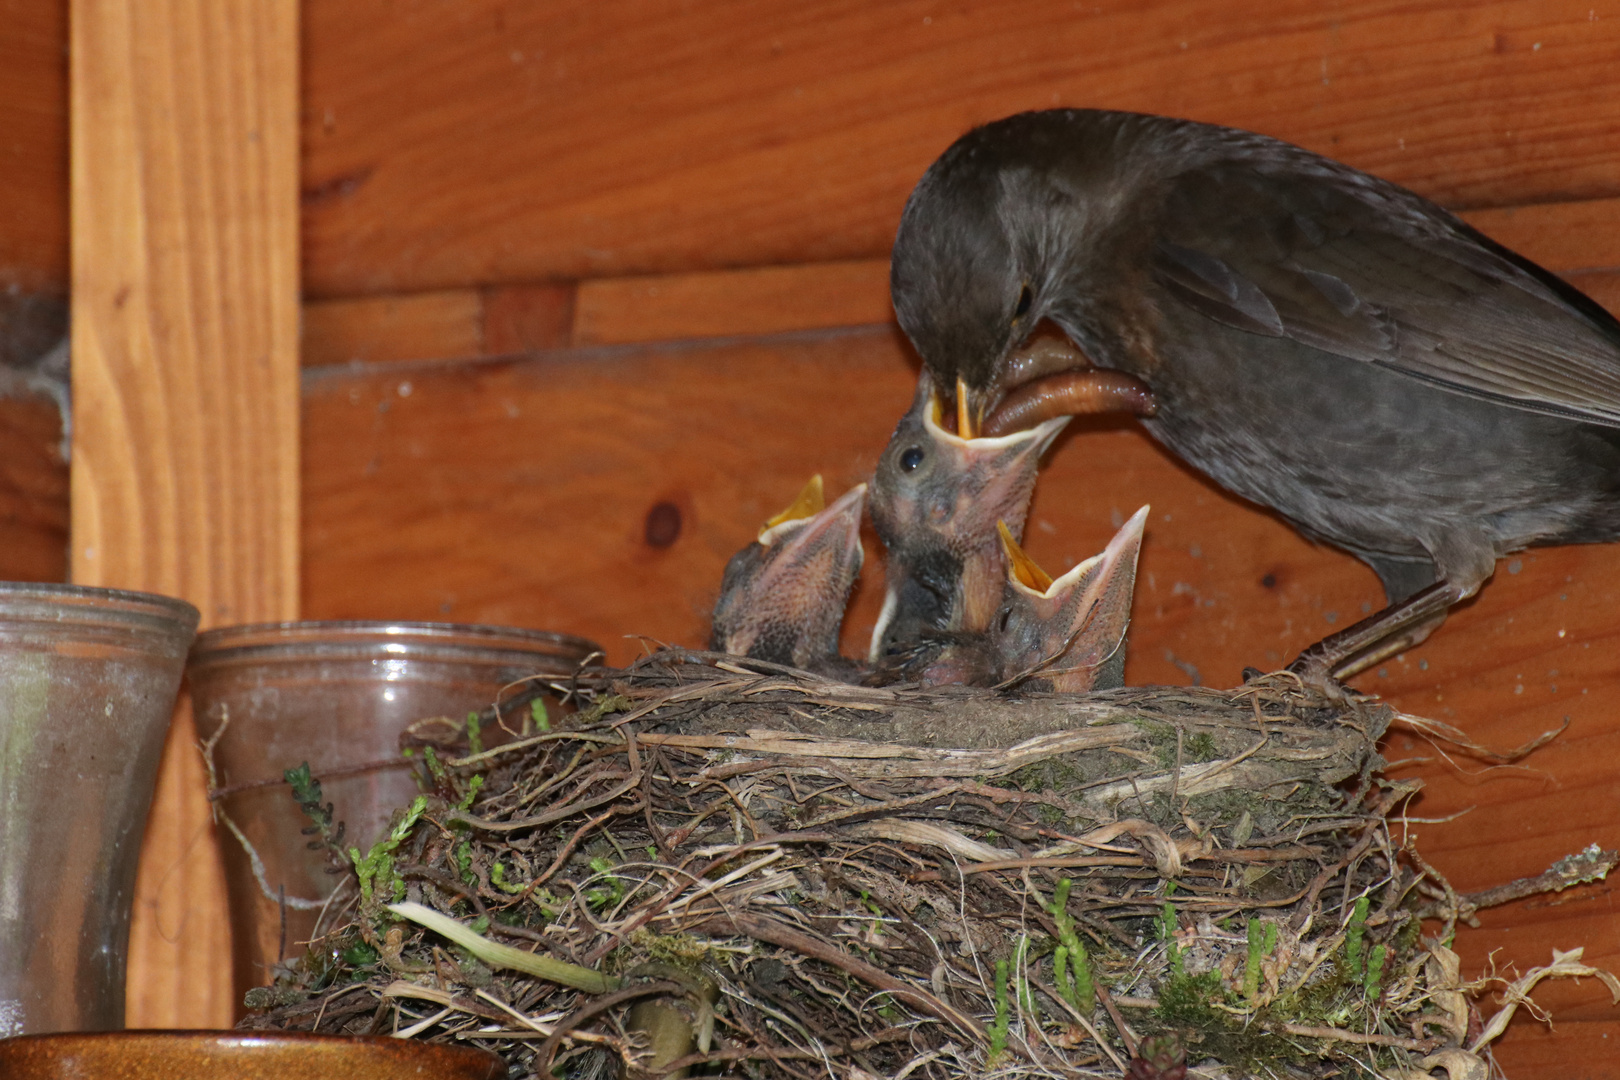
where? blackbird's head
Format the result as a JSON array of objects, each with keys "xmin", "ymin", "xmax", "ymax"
[
  {"xmin": 868, "ymin": 373, "xmax": 1069, "ymax": 662},
  {"xmin": 711, "ymin": 478, "xmax": 867, "ymax": 670},
  {"xmin": 891, "ymin": 110, "xmax": 1155, "ymax": 435}
]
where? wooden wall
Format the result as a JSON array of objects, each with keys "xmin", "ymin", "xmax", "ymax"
[{"xmin": 6, "ymin": 0, "xmax": 1620, "ymax": 1072}]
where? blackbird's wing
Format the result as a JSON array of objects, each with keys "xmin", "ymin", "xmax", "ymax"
[{"xmin": 1149, "ymin": 158, "xmax": 1620, "ymax": 427}]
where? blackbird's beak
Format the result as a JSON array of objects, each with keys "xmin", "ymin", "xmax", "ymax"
[
  {"xmin": 961, "ymin": 332, "xmax": 1157, "ymax": 438},
  {"xmin": 956, "ymin": 332, "xmax": 1091, "ymax": 435},
  {"xmin": 996, "ymin": 504, "xmax": 1149, "ymax": 691},
  {"xmin": 868, "ymin": 377, "xmax": 1070, "ymax": 662},
  {"xmin": 956, "ymin": 376, "xmax": 979, "ymax": 439},
  {"xmin": 712, "ymin": 480, "xmax": 867, "ymax": 668}
]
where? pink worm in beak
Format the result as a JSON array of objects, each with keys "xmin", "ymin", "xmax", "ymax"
[{"xmin": 981, "ymin": 369, "xmax": 1158, "ymax": 437}]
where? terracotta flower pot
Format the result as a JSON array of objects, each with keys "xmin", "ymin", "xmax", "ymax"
[
  {"xmin": 0, "ymin": 1030, "xmax": 506, "ymax": 1079},
  {"xmin": 0, "ymin": 584, "xmax": 199, "ymax": 1036}
]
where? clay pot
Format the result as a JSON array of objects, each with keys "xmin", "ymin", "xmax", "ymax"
[
  {"xmin": 0, "ymin": 1030, "xmax": 507, "ymax": 1079},
  {"xmin": 187, "ymin": 620, "xmax": 599, "ymax": 1011}
]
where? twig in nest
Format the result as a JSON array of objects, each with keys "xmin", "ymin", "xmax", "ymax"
[
  {"xmin": 689, "ymin": 911, "xmax": 989, "ymax": 1047},
  {"xmin": 535, "ymin": 980, "xmax": 685, "ymax": 1073}
]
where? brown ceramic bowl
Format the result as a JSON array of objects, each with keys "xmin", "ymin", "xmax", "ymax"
[{"xmin": 0, "ymin": 1030, "xmax": 507, "ymax": 1079}]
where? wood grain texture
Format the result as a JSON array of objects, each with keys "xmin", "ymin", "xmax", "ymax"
[
  {"xmin": 11, "ymin": 2, "xmax": 1620, "ymax": 299},
  {"xmin": 295, "ymin": 196, "xmax": 1620, "ymax": 371},
  {"xmin": 0, "ymin": 394, "xmax": 67, "ymax": 583},
  {"xmin": 573, "ymin": 260, "xmax": 893, "ymax": 345},
  {"xmin": 303, "ymin": 290, "xmax": 482, "ymax": 367},
  {"xmin": 481, "ymin": 283, "xmax": 576, "ymax": 355},
  {"xmin": 0, "ymin": 0, "xmax": 67, "ymax": 293},
  {"xmin": 72, "ymin": 0, "xmax": 300, "ymax": 1028},
  {"xmin": 301, "ymin": 0, "xmax": 1620, "ymax": 296}
]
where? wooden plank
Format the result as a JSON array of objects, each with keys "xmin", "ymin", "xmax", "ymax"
[
  {"xmin": 301, "ymin": 329, "xmax": 917, "ymax": 653},
  {"xmin": 1465, "ymin": 196, "xmax": 1620, "ymax": 272},
  {"xmin": 0, "ymin": 394, "xmax": 67, "ymax": 583},
  {"xmin": 73, "ymin": 0, "xmax": 300, "ymax": 1028},
  {"xmin": 481, "ymin": 283, "xmax": 576, "ymax": 356},
  {"xmin": 10, "ymin": 1, "xmax": 1620, "ymax": 301},
  {"xmin": 1489, "ymin": 1021, "xmax": 1620, "ymax": 1080},
  {"xmin": 0, "ymin": 0, "xmax": 67, "ymax": 293},
  {"xmin": 302, "ymin": 322, "xmax": 1620, "ymax": 1065},
  {"xmin": 574, "ymin": 260, "xmax": 893, "ymax": 346},
  {"xmin": 294, "ymin": 197, "xmax": 1620, "ymax": 369},
  {"xmin": 303, "ymin": 290, "xmax": 482, "ymax": 367},
  {"xmin": 301, "ymin": 0, "xmax": 1620, "ymax": 296}
]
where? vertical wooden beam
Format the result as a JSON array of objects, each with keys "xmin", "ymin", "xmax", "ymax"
[{"xmin": 71, "ymin": 0, "xmax": 299, "ymax": 1026}]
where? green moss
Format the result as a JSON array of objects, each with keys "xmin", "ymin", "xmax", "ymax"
[
  {"xmin": 1151, "ymin": 970, "xmax": 1307, "ymax": 1075},
  {"xmin": 630, "ymin": 928, "xmax": 715, "ymax": 968}
]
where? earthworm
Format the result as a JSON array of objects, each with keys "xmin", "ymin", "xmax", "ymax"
[{"xmin": 982, "ymin": 369, "xmax": 1158, "ymax": 436}]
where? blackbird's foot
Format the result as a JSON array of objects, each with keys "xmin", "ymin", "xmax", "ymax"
[
  {"xmin": 1284, "ymin": 648, "xmax": 1362, "ymax": 706},
  {"xmin": 1284, "ymin": 581, "xmax": 1460, "ymax": 693}
]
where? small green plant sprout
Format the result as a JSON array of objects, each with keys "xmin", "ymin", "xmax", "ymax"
[
  {"xmin": 388, "ymin": 901, "xmax": 616, "ymax": 993},
  {"xmin": 530, "ymin": 697, "xmax": 551, "ymax": 733},
  {"xmin": 490, "ymin": 860, "xmax": 525, "ymax": 894},
  {"xmin": 1344, "ymin": 894, "xmax": 1370, "ymax": 976},
  {"xmin": 1045, "ymin": 877, "xmax": 1095, "ymax": 1014},
  {"xmin": 1243, "ymin": 917, "xmax": 1279, "ymax": 1002},
  {"xmin": 455, "ymin": 838, "xmax": 476, "ymax": 887},
  {"xmin": 464, "ymin": 711, "xmax": 483, "ymax": 755},
  {"xmin": 585, "ymin": 855, "xmax": 626, "ymax": 911},
  {"xmin": 1364, "ymin": 943, "xmax": 1388, "ymax": 1000},
  {"xmin": 457, "ymin": 773, "xmax": 483, "ymax": 811},
  {"xmin": 1013, "ymin": 933, "xmax": 1038, "ymax": 1027},
  {"xmin": 350, "ymin": 795, "xmax": 428, "ymax": 907},
  {"xmin": 988, "ymin": 957, "xmax": 1011, "ymax": 1063},
  {"xmin": 1160, "ymin": 900, "xmax": 1183, "ymax": 975},
  {"xmin": 285, "ymin": 761, "xmax": 346, "ymax": 858}
]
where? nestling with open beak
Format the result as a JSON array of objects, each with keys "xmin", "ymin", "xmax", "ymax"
[
  {"xmin": 913, "ymin": 505, "xmax": 1148, "ymax": 690},
  {"xmin": 868, "ymin": 372, "xmax": 1069, "ymax": 665},
  {"xmin": 710, "ymin": 476, "xmax": 867, "ymax": 677},
  {"xmin": 892, "ymin": 108, "xmax": 1620, "ymax": 685},
  {"xmin": 993, "ymin": 504, "xmax": 1149, "ymax": 690}
]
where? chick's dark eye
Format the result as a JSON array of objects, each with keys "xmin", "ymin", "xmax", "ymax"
[
  {"xmin": 899, "ymin": 446, "xmax": 925, "ymax": 472},
  {"xmin": 1013, "ymin": 283, "xmax": 1033, "ymax": 319}
]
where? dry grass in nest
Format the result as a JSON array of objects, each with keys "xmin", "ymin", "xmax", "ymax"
[{"xmin": 236, "ymin": 651, "xmax": 1619, "ymax": 1079}]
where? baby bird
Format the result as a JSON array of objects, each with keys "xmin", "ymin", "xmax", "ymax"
[
  {"xmin": 710, "ymin": 476, "xmax": 867, "ymax": 675},
  {"xmin": 992, "ymin": 505, "xmax": 1149, "ymax": 690},
  {"xmin": 868, "ymin": 372, "xmax": 1070, "ymax": 664},
  {"xmin": 916, "ymin": 506, "xmax": 1149, "ymax": 690}
]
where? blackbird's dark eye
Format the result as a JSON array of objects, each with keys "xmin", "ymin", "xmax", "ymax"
[
  {"xmin": 1013, "ymin": 283, "xmax": 1033, "ymax": 319},
  {"xmin": 899, "ymin": 446, "xmax": 925, "ymax": 472}
]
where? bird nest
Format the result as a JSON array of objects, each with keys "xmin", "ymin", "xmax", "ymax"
[{"xmin": 239, "ymin": 651, "xmax": 1617, "ymax": 1079}]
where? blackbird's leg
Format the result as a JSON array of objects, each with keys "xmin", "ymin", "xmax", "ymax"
[
  {"xmin": 1283, "ymin": 533, "xmax": 1495, "ymax": 691},
  {"xmin": 1285, "ymin": 581, "xmax": 1461, "ymax": 685}
]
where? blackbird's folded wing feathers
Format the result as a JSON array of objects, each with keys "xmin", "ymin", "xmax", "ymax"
[{"xmin": 1148, "ymin": 162, "xmax": 1620, "ymax": 426}]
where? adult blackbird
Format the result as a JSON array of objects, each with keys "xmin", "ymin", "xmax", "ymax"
[
  {"xmin": 868, "ymin": 372, "xmax": 1069, "ymax": 663},
  {"xmin": 710, "ymin": 477, "xmax": 866, "ymax": 676},
  {"xmin": 889, "ymin": 109, "xmax": 1620, "ymax": 679}
]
